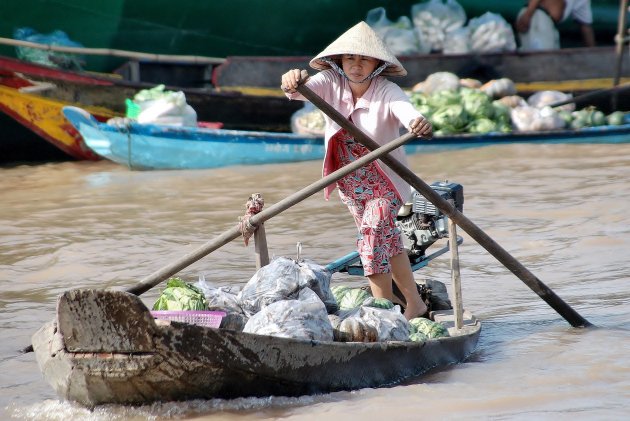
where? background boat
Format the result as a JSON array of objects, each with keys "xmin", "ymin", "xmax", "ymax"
[
  {"xmin": 65, "ymin": 106, "xmax": 630, "ymax": 171},
  {"xmin": 63, "ymin": 107, "xmax": 324, "ymax": 170},
  {"xmin": 0, "ymin": 1, "xmax": 622, "ymax": 73},
  {"xmin": 0, "ymin": 85, "xmax": 115, "ymax": 161}
]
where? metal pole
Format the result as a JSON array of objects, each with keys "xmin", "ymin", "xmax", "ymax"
[{"xmin": 612, "ymin": 0, "xmax": 629, "ymax": 109}]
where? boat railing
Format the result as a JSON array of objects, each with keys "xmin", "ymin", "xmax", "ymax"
[{"xmin": 0, "ymin": 36, "xmax": 225, "ymax": 65}]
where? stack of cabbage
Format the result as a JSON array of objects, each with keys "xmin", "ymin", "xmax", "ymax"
[
  {"xmin": 411, "ymin": 72, "xmax": 628, "ymax": 135},
  {"xmin": 410, "ymin": 73, "xmax": 512, "ymax": 135}
]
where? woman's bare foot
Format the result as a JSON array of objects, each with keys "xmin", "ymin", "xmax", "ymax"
[{"xmin": 404, "ymin": 297, "xmax": 428, "ymax": 321}]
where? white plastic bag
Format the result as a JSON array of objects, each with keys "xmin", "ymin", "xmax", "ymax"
[
  {"xmin": 411, "ymin": 0, "xmax": 467, "ymax": 52},
  {"xmin": 237, "ymin": 256, "xmax": 336, "ymax": 316},
  {"xmin": 242, "ymin": 288, "xmax": 334, "ymax": 341},
  {"xmin": 517, "ymin": 8, "xmax": 560, "ymax": 51},
  {"xmin": 134, "ymin": 85, "xmax": 197, "ymax": 126},
  {"xmin": 195, "ymin": 276, "xmax": 248, "ymax": 331},
  {"xmin": 290, "ymin": 102, "xmax": 325, "ymax": 136},
  {"xmin": 527, "ymin": 90, "xmax": 575, "ymax": 112},
  {"xmin": 468, "ymin": 12, "xmax": 517, "ymax": 53},
  {"xmin": 366, "ymin": 7, "xmax": 425, "ymax": 55},
  {"xmin": 511, "ymin": 105, "xmax": 566, "ymax": 132},
  {"xmin": 443, "ymin": 27, "xmax": 471, "ymax": 54}
]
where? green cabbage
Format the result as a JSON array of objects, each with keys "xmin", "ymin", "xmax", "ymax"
[
  {"xmin": 152, "ymin": 277, "xmax": 208, "ymax": 311},
  {"xmin": 467, "ymin": 118, "xmax": 497, "ymax": 134},
  {"xmin": 607, "ymin": 111, "xmax": 626, "ymax": 126},
  {"xmin": 427, "ymin": 90, "xmax": 462, "ymax": 110},
  {"xmin": 431, "ymin": 104, "xmax": 469, "ymax": 133},
  {"xmin": 461, "ymin": 90, "xmax": 494, "ymax": 119}
]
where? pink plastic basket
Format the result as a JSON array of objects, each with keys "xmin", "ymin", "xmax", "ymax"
[{"xmin": 150, "ymin": 310, "xmax": 226, "ymax": 328}]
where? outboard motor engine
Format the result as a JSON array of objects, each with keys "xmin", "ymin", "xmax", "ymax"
[{"xmin": 396, "ymin": 181, "xmax": 464, "ymax": 263}]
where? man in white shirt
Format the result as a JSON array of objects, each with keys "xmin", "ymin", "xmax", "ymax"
[{"xmin": 516, "ymin": 0, "xmax": 596, "ymax": 50}]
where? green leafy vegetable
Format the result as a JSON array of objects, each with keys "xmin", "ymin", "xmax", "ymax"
[{"xmin": 152, "ymin": 277, "xmax": 208, "ymax": 311}]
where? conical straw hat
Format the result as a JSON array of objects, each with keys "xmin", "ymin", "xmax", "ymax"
[{"xmin": 310, "ymin": 21, "xmax": 407, "ymax": 77}]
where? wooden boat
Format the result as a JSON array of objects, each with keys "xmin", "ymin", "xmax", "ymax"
[
  {"xmin": 63, "ymin": 107, "xmax": 324, "ymax": 169},
  {"xmin": 64, "ymin": 106, "xmax": 630, "ymax": 170},
  {"xmin": 31, "ymin": 242, "xmax": 480, "ymax": 407},
  {"xmin": 0, "ymin": 1, "xmax": 620, "ymax": 72},
  {"xmin": 0, "ymin": 55, "xmax": 301, "ymax": 161},
  {"xmin": 0, "ymin": 55, "xmax": 303, "ymax": 132},
  {"xmin": 213, "ymin": 47, "xmax": 630, "ymax": 114},
  {"xmin": 0, "ymin": 85, "xmax": 115, "ymax": 160}
]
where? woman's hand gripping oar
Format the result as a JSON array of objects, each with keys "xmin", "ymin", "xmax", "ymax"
[{"xmin": 296, "ymin": 83, "xmax": 592, "ymax": 328}]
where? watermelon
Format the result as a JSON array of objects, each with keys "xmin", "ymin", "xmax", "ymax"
[
  {"xmin": 364, "ymin": 297, "xmax": 395, "ymax": 310},
  {"xmin": 331, "ymin": 285, "xmax": 352, "ymax": 304},
  {"xmin": 338, "ymin": 288, "xmax": 371, "ymax": 310},
  {"xmin": 409, "ymin": 331, "xmax": 429, "ymax": 342},
  {"xmin": 408, "ymin": 317, "xmax": 450, "ymax": 339}
]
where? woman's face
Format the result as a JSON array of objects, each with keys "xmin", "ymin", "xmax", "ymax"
[{"xmin": 341, "ymin": 54, "xmax": 379, "ymax": 83}]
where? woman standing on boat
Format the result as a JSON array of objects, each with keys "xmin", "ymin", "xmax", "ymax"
[{"xmin": 280, "ymin": 21, "xmax": 432, "ymax": 320}]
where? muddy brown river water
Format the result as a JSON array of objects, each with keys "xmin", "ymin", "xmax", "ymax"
[{"xmin": 1, "ymin": 142, "xmax": 629, "ymax": 420}]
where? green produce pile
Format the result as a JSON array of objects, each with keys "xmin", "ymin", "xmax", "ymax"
[
  {"xmin": 152, "ymin": 277, "xmax": 208, "ymax": 311},
  {"xmin": 410, "ymin": 87, "xmax": 512, "ymax": 135},
  {"xmin": 559, "ymin": 108, "xmax": 626, "ymax": 129},
  {"xmin": 409, "ymin": 76, "xmax": 628, "ymax": 136}
]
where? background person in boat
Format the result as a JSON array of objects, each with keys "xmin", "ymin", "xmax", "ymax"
[
  {"xmin": 516, "ymin": 0, "xmax": 596, "ymax": 50},
  {"xmin": 281, "ymin": 21, "xmax": 432, "ymax": 320}
]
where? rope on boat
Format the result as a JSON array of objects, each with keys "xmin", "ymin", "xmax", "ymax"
[{"xmin": 238, "ymin": 193, "xmax": 264, "ymax": 246}]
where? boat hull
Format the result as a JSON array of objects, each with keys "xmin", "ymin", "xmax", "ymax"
[
  {"xmin": 32, "ymin": 289, "xmax": 480, "ymax": 407},
  {"xmin": 64, "ymin": 106, "xmax": 630, "ymax": 170},
  {"xmin": 64, "ymin": 107, "xmax": 324, "ymax": 169},
  {"xmin": 0, "ymin": 85, "xmax": 116, "ymax": 160}
]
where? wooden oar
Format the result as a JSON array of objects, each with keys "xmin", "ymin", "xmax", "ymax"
[
  {"xmin": 19, "ymin": 129, "xmax": 415, "ymax": 355},
  {"xmin": 547, "ymin": 82, "xmax": 630, "ymax": 109},
  {"xmin": 297, "ymin": 84, "xmax": 592, "ymax": 328},
  {"xmin": 125, "ymin": 131, "xmax": 416, "ymax": 296}
]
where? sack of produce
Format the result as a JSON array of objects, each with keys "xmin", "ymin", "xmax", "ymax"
[
  {"xmin": 527, "ymin": 90, "xmax": 574, "ymax": 112},
  {"xmin": 511, "ymin": 105, "xmax": 566, "ymax": 132},
  {"xmin": 238, "ymin": 257, "xmax": 336, "ymax": 316},
  {"xmin": 468, "ymin": 12, "xmax": 516, "ymax": 53},
  {"xmin": 480, "ymin": 78, "xmax": 517, "ymax": 99},
  {"xmin": 131, "ymin": 84, "xmax": 197, "ymax": 126},
  {"xmin": 243, "ymin": 288, "xmax": 334, "ymax": 341},
  {"xmin": 443, "ymin": 27, "xmax": 471, "ymax": 55},
  {"xmin": 14, "ymin": 27, "xmax": 85, "ymax": 70},
  {"xmin": 196, "ymin": 276, "xmax": 248, "ymax": 330},
  {"xmin": 291, "ymin": 103, "xmax": 325, "ymax": 136},
  {"xmin": 360, "ymin": 306, "xmax": 410, "ymax": 342},
  {"xmin": 366, "ymin": 7, "xmax": 429, "ymax": 55},
  {"xmin": 422, "ymin": 71, "xmax": 461, "ymax": 95},
  {"xmin": 152, "ymin": 277, "xmax": 208, "ymax": 311},
  {"xmin": 411, "ymin": 0, "xmax": 467, "ymax": 52}
]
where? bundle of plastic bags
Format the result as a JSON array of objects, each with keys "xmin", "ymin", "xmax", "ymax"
[
  {"xmin": 126, "ymin": 84, "xmax": 197, "ymax": 126},
  {"xmin": 14, "ymin": 27, "xmax": 85, "ymax": 70}
]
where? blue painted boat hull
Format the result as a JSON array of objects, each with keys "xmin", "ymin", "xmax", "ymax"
[{"xmin": 64, "ymin": 106, "xmax": 630, "ymax": 170}]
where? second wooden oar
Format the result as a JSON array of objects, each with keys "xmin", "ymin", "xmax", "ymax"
[
  {"xmin": 297, "ymin": 83, "xmax": 592, "ymax": 328},
  {"xmin": 125, "ymin": 131, "xmax": 415, "ymax": 296}
]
